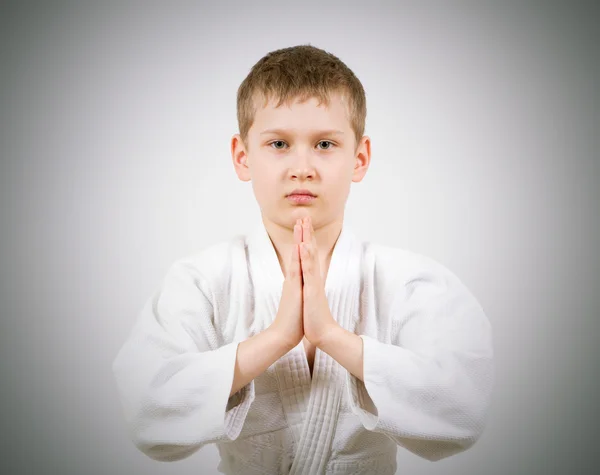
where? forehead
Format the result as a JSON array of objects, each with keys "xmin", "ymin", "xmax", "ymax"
[{"xmin": 251, "ymin": 92, "xmax": 351, "ymax": 135}]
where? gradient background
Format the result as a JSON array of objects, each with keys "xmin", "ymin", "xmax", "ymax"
[{"xmin": 1, "ymin": 1, "xmax": 598, "ymax": 474}]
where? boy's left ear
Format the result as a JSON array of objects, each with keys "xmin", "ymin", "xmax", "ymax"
[{"xmin": 352, "ymin": 136, "xmax": 371, "ymax": 183}]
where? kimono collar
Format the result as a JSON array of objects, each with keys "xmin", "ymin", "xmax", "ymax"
[{"xmin": 246, "ymin": 219, "xmax": 358, "ymax": 300}]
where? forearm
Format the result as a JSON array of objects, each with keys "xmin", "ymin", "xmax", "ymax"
[
  {"xmin": 230, "ymin": 325, "xmax": 296, "ymax": 397},
  {"xmin": 318, "ymin": 325, "xmax": 364, "ymax": 381}
]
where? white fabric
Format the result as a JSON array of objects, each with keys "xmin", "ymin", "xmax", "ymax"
[{"xmin": 112, "ymin": 222, "xmax": 495, "ymax": 474}]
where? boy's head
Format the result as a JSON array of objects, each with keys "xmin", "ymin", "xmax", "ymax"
[{"xmin": 231, "ymin": 44, "xmax": 371, "ymax": 231}]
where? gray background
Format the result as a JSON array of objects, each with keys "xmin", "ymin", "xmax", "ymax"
[{"xmin": 1, "ymin": 1, "xmax": 598, "ymax": 474}]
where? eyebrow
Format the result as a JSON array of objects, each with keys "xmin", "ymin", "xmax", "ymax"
[{"xmin": 260, "ymin": 128, "xmax": 345, "ymax": 136}]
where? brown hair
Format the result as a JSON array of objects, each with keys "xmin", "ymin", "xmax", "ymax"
[{"xmin": 236, "ymin": 44, "xmax": 367, "ymax": 153}]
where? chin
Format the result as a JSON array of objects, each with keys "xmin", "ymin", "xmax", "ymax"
[
  {"xmin": 282, "ymin": 210, "xmax": 312, "ymax": 229},
  {"xmin": 291, "ymin": 209, "xmax": 312, "ymax": 218}
]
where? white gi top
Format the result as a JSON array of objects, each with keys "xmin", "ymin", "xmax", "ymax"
[{"xmin": 112, "ymin": 221, "xmax": 495, "ymax": 474}]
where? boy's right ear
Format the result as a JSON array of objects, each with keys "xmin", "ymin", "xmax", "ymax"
[{"xmin": 231, "ymin": 134, "xmax": 251, "ymax": 182}]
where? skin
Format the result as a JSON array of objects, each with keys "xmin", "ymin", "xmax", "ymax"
[{"xmin": 230, "ymin": 91, "xmax": 371, "ymax": 376}]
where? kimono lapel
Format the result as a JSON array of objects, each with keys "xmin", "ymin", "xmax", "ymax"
[{"xmin": 246, "ymin": 220, "xmax": 362, "ymax": 474}]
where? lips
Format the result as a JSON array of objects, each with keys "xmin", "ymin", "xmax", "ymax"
[
  {"xmin": 287, "ymin": 194, "xmax": 316, "ymax": 204},
  {"xmin": 287, "ymin": 189, "xmax": 316, "ymax": 197}
]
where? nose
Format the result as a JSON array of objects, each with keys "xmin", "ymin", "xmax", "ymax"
[
  {"xmin": 290, "ymin": 149, "xmax": 315, "ymax": 179},
  {"xmin": 291, "ymin": 166, "xmax": 314, "ymax": 180}
]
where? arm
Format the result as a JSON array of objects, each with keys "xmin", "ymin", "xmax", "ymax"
[
  {"xmin": 318, "ymin": 325, "xmax": 364, "ymax": 381},
  {"xmin": 321, "ymin": 260, "xmax": 495, "ymax": 462},
  {"xmin": 231, "ymin": 324, "xmax": 296, "ymax": 397},
  {"xmin": 112, "ymin": 260, "xmax": 292, "ymax": 462}
]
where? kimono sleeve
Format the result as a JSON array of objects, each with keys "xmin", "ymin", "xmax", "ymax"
[
  {"xmin": 112, "ymin": 260, "xmax": 256, "ymax": 462},
  {"xmin": 346, "ymin": 259, "xmax": 495, "ymax": 462}
]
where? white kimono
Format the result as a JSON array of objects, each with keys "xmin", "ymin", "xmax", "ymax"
[{"xmin": 112, "ymin": 222, "xmax": 494, "ymax": 474}]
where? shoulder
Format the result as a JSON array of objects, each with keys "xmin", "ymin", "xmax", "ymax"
[
  {"xmin": 362, "ymin": 241, "xmax": 489, "ymax": 341},
  {"xmin": 361, "ymin": 239, "xmax": 456, "ymax": 288},
  {"xmin": 161, "ymin": 232, "xmax": 248, "ymax": 296},
  {"xmin": 361, "ymin": 239, "xmax": 483, "ymax": 309}
]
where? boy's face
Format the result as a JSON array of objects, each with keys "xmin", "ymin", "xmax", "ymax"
[{"xmin": 232, "ymin": 91, "xmax": 371, "ymax": 230}]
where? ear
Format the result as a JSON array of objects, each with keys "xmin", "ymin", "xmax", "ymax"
[
  {"xmin": 352, "ymin": 135, "xmax": 371, "ymax": 183},
  {"xmin": 231, "ymin": 134, "xmax": 251, "ymax": 182}
]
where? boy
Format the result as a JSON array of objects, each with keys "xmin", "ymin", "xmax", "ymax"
[{"xmin": 112, "ymin": 44, "xmax": 494, "ymax": 474}]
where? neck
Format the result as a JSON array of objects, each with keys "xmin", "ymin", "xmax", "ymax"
[{"xmin": 262, "ymin": 214, "xmax": 344, "ymax": 279}]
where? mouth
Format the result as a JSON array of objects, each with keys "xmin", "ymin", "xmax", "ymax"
[
  {"xmin": 286, "ymin": 194, "xmax": 316, "ymax": 204},
  {"xmin": 286, "ymin": 189, "xmax": 316, "ymax": 198}
]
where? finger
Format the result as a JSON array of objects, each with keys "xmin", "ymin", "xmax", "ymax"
[
  {"xmin": 289, "ymin": 222, "xmax": 299, "ymax": 262},
  {"xmin": 302, "ymin": 217, "xmax": 311, "ymax": 245},
  {"xmin": 309, "ymin": 217, "xmax": 317, "ymax": 247},
  {"xmin": 304, "ymin": 217, "xmax": 317, "ymax": 257},
  {"xmin": 300, "ymin": 243, "xmax": 313, "ymax": 277},
  {"xmin": 294, "ymin": 219, "xmax": 302, "ymax": 244},
  {"xmin": 298, "ymin": 243, "xmax": 303, "ymax": 285},
  {"xmin": 290, "ymin": 243, "xmax": 301, "ymax": 281}
]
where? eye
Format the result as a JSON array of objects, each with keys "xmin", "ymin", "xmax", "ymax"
[
  {"xmin": 317, "ymin": 140, "xmax": 335, "ymax": 150},
  {"xmin": 269, "ymin": 140, "xmax": 288, "ymax": 150}
]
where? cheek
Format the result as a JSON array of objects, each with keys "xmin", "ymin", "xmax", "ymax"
[
  {"xmin": 252, "ymin": 169, "xmax": 279, "ymax": 199},
  {"xmin": 329, "ymin": 173, "xmax": 351, "ymax": 193}
]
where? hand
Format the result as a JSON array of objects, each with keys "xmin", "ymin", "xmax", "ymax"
[
  {"xmin": 299, "ymin": 216, "xmax": 338, "ymax": 346},
  {"xmin": 271, "ymin": 219, "xmax": 305, "ymax": 349}
]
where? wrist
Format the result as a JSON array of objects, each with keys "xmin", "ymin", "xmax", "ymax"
[
  {"xmin": 267, "ymin": 322, "xmax": 300, "ymax": 351},
  {"xmin": 316, "ymin": 322, "xmax": 342, "ymax": 349}
]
